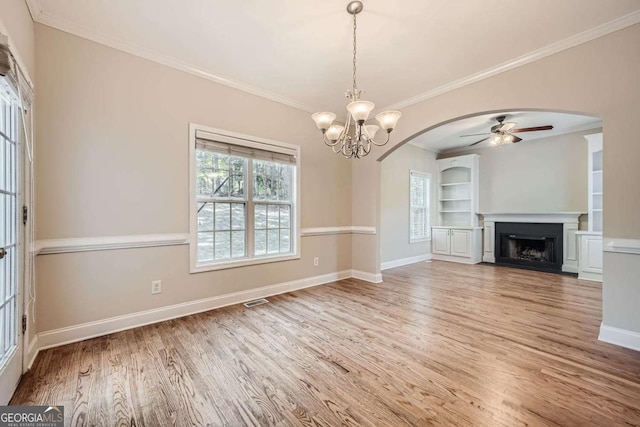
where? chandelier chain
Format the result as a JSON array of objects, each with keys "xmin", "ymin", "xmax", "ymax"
[{"xmin": 352, "ymin": 11, "xmax": 357, "ymax": 94}]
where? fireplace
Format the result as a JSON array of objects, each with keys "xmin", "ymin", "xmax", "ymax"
[{"xmin": 495, "ymin": 222, "xmax": 563, "ymax": 272}]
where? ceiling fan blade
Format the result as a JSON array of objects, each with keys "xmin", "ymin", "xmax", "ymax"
[
  {"xmin": 511, "ymin": 125, "xmax": 553, "ymax": 133},
  {"xmin": 511, "ymin": 135, "xmax": 523, "ymax": 143},
  {"xmin": 469, "ymin": 137, "xmax": 489, "ymax": 146},
  {"xmin": 460, "ymin": 132, "xmax": 490, "ymax": 137}
]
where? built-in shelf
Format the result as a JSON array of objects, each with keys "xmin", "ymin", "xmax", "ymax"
[
  {"xmin": 437, "ymin": 155, "xmax": 479, "ymax": 228},
  {"xmin": 433, "ymin": 155, "xmax": 482, "ymax": 264},
  {"xmin": 586, "ymin": 132, "xmax": 603, "ymax": 233},
  {"xmin": 581, "ymin": 132, "xmax": 603, "ymax": 281},
  {"xmin": 440, "ymin": 181, "xmax": 471, "ymax": 187}
]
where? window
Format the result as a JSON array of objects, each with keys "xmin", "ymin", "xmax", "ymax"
[
  {"xmin": 410, "ymin": 170, "xmax": 430, "ymax": 242},
  {"xmin": 190, "ymin": 125, "xmax": 299, "ymax": 272}
]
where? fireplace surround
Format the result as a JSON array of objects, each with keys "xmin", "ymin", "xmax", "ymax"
[
  {"xmin": 480, "ymin": 212, "xmax": 583, "ymax": 273},
  {"xmin": 495, "ymin": 222, "xmax": 563, "ymax": 272}
]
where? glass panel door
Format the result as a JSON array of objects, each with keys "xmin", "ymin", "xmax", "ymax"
[{"xmin": 0, "ymin": 89, "xmax": 22, "ymax": 405}]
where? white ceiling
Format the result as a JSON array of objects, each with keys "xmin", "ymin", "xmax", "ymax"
[
  {"xmin": 408, "ymin": 111, "xmax": 602, "ymax": 153},
  {"xmin": 27, "ymin": 0, "xmax": 640, "ymax": 115}
]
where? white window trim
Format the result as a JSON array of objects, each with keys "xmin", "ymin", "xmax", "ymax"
[
  {"xmin": 189, "ymin": 123, "xmax": 301, "ymax": 273},
  {"xmin": 409, "ymin": 170, "xmax": 431, "ymax": 244}
]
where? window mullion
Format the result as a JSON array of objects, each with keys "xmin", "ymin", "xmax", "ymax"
[{"xmin": 246, "ymin": 158, "xmax": 254, "ymax": 258}]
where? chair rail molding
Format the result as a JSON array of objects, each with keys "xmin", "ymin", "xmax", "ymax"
[
  {"xmin": 301, "ymin": 226, "xmax": 376, "ymax": 237},
  {"xmin": 34, "ymin": 233, "xmax": 190, "ymax": 255},
  {"xmin": 603, "ymin": 238, "xmax": 640, "ymax": 255}
]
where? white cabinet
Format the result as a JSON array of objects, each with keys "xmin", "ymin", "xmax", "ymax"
[
  {"xmin": 433, "ymin": 154, "xmax": 483, "ymax": 264},
  {"xmin": 432, "ymin": 226, "xmax": 482, "ymax": 263},
  {"xmin": 451, "ymin": 229, "xmax": 471, "ymax": 257},
  {"xmin": 577, "ymin": 232, "xmax": 603, "ymax": 282},
  {"xmin": 432, "ymin": 228, "xmax": 451, "ymax": 255}
]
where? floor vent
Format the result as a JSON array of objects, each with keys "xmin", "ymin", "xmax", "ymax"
[{"xmin": 243, "ymin": 298, "xmax": 269, "ymax": 308}]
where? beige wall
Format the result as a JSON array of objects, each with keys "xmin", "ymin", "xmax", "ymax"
[
  {"xmin": 380, "ymin": 144, "xmax": 437, "ymax": 263},
  {"xmin": 440, "ymin": 130, "xmax": 591, "ymax": 214},
  {"xmin": 0, "ymin": 0, "xmax": 37, "ymax": 363},
  {"xmin": 351, "ymin": 23, "xmax": 640, "ymax": 334},
  {"xmin": 0, "ymin": 0, "xmax": 35, "ymax": 77},
  {"xmin": 34, "ymin": 24, "xmax": 352, "ymax": 331},
  {"xmin": 24, "ymin": 17, "xmax": 640, "ymax": 342}
]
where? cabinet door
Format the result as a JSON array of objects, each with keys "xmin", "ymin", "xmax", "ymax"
[
  {"xmin": 450, "ymin": 229, "xmax": 471, "ymax": 258},
  {"xmin": 432, "ymin": 229, "xmax": 451, "ymax": 255},
  {"xmin": 580, "ymin": 235, "xmax": 603, "ymax": 273}
]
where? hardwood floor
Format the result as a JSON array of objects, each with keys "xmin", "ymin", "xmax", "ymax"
[{"xmin": 11, "ymin": 261, "xmax": 640, "ymax": 426}]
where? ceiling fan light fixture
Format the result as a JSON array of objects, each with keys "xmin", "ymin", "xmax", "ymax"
[
  {"xmin": 501, "ymin": 122, "xmax": 517, "ymax": 132},
  {"xmin": 310, "ymin": 1, "xmax": 400, "ymax": 159}
]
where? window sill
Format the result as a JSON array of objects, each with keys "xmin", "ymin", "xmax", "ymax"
[
  {"xmin": 190, "ymin": 253, "xmax": 301, "ymax": 273},
  {"xmin": 410, "ymin": 238, "xmax": 432, "ymax": 244}
]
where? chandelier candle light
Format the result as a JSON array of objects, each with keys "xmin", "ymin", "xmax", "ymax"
[{"xmin": 311, "ymin": 1, "xmax": 402, "ymax": 159}]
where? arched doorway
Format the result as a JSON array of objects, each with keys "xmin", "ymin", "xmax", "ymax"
[{"xmin": 379, "ymin": 109, "xmax": 603, "ymax": 281}]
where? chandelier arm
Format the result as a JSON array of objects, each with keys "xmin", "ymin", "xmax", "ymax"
[
  {"xmin": 342, "ymin": 139, "xmax": 352, "ymax": 157},
  {"xmin": 369, "ymin": 131, "xmax": 391, "ymax": 146}
]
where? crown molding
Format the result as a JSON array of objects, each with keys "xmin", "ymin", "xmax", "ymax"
[
  {"xmin": 25, "ymin": 0, "xmax": 43, "ymax": 21},
  {"xmin": 30, "ymin": 4, "xmax": 317, "ymax": 113},
  {"xmin": 27, "ymin": 2, "xmax": 640, "ymax": 115},
  {"xmin": 381, "ymin": 10, "xmax": 640, "ymax": 111},
  {"xmin": 0, "ymin": 4, "xmax": 35, "ymax": 86}
]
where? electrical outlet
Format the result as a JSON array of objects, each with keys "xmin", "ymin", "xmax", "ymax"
[
  {"xmin": 313, "ymin": 257, "xmax": 319, "ymax": 267},
  {"xmin": 151, "ymin": 280, "xmax": 162, "ymax": 295}
]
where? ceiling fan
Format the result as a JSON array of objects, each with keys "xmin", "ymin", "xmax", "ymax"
[{"xmin": 461, "ymin": 115, "xmax": 553, "ymax": 146}]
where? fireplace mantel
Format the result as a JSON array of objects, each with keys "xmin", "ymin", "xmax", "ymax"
[
  {"xmin": 480, "ymin": 212, "xmax": 585, "ymax": 273},
  {"xmin": 480, "ymin": 212, "xmax": 583, "ymax": 224}
]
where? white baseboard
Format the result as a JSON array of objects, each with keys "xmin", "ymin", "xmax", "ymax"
[
  {"xmin": 351, "ymin": 270, "xmax": 383, "ymax": 284},
  {"xmin": 36, "ymin": 269, "xmax": 387, "ymax": 352},
  {"xmin": 381, "ymin": 254, "xmax": 432, "ymax": 271},
  {"xmin": 432, "ymin": 254, "xmax": 481, "ymax": 264},
  {"xmin": 25, "ymin": 335, "xmax": 39, "ymax": 371},
  {"xmin": 577, "ymin": 271, "xmax": 603, "ymax": 282},
  {"xmin": 562, "ymin": 265, "xmax": 579, "ymax": 274},
  {"xmin": 598, "ymin": 323, "xmax": 640, "ymax": 351}
]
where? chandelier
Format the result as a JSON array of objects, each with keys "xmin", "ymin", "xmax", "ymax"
[{"xmin": 311, "ymin": 1, "xmax": 401, "ymax": 159}]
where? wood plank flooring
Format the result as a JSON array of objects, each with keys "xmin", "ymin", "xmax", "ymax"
[{"xmin": 11, "ymin": 261, "xmax": 640, "ymax": 426}]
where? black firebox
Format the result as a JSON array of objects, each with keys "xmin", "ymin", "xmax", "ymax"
[{"xmin": 495, "ymin": 222, "xmax": 563, "ymax": 273}]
